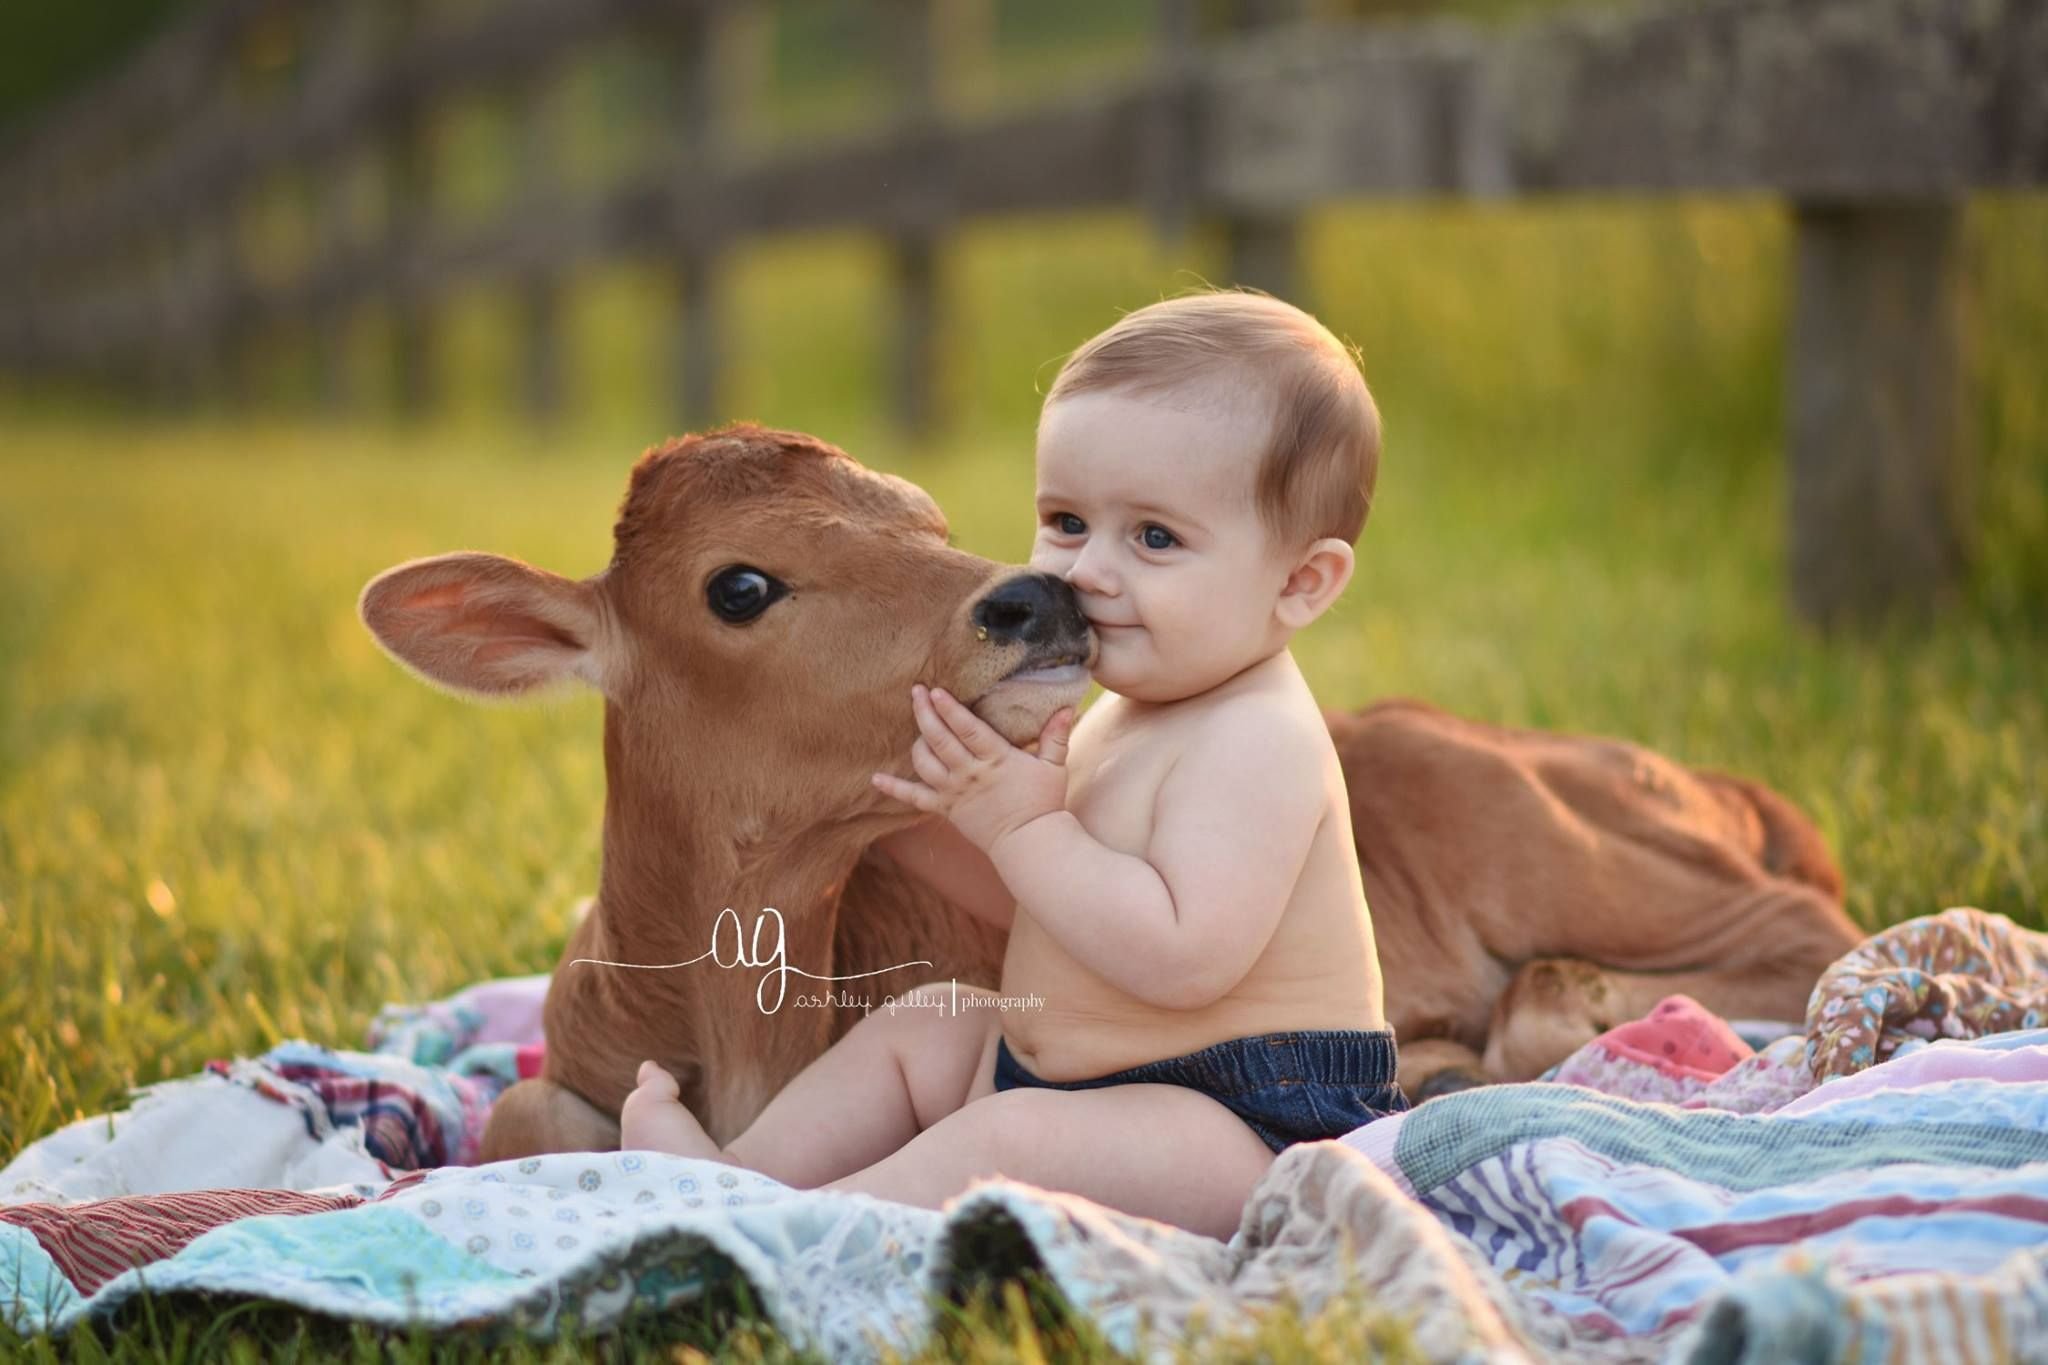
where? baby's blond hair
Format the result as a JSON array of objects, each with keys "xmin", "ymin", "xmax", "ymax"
[{"xmin": 1044, "ymin": 288, "xmax": 1381, "ymax": 551}]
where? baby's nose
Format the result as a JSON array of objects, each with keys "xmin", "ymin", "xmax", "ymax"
[
  {"xmin": 1064, "ymin": 543, "xmax": 1117, "ymax": 595},
  {"xmin": 1065, "ymin": 565, "xmax": 1115, "ymax": 598}
]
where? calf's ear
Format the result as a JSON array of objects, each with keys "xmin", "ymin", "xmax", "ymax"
[{"xmin": 359, "ymin": 551, "xmax": 616, "ymax": 700}]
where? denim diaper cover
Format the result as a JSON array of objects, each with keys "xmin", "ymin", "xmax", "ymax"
[{"xmin": 993, "ymin": 1029, "xmax": 1408, "ymax": 1153}]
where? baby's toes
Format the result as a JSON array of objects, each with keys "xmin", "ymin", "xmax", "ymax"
[
  {"xmin": 635, "ymin": 1059, "xmax": 680, "ymax": 1099},
  {"xmin": 620, "ymin": 1068, "xmax": 719, "ymax": 1158}
]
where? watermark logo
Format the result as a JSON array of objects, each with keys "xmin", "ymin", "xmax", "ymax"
[
  {"xmin": 786, "ymin": 982, "xmax": 1049, "ymax": 1015},
  {"xmin": 570, "ymin": 906, "xmax": 936, "ymax": 1015}
]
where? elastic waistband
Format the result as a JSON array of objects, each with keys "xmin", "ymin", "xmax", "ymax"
[{"xmin": 1008, "ymin": 1028, "xmax": 1399, "ymax": 1096}]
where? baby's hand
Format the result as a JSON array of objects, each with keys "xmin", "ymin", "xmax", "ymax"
[{"xmin": 871, "ymin": 684, "xmax": 1076, "ymax": 852}]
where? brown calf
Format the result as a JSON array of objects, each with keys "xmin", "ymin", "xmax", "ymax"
[
  {"xmin": 1333, "ymin": 702, "xmax": 1858, "ymax": 1093},
  {"xmin": 359, "ymin": 425, "xmax": 1860, "ymax": 1160}
]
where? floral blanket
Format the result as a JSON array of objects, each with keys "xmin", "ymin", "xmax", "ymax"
[{"xmin": 1805, "ymin": 906, "xmax": 2048, "ymax": 1079}]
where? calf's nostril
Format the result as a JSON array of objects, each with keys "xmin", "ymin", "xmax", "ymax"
[
  {"xmin": 980, "ymin": 600, "xmax": 1034, "ymax": 634},
  {"xmin": 972, "ymin": 573, "xmax": 1064, "ymax": 645}
]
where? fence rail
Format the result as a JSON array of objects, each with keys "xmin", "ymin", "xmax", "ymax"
[{"xmin": 2, "ymin": 0, "xmax": 2044, "ymax": 624}]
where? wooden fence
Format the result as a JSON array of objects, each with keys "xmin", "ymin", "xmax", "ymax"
[{"xmin": 1, "ymin": 0, "xmax": 2043, "ymax": 624}]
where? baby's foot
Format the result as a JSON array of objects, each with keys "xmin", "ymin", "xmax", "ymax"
[{"xmin": 620, "ymin": 1060, "xmax": 723, "ymax": 1158}]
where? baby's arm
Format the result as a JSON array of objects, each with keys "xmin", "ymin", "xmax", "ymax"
[
  {"xmin": 874, "ymin": 815, "xmax": 1017, "ymax": 931},
  {"xmin": 990, "ymin": 704, "xmax": 1327, "ymax": 1009}
]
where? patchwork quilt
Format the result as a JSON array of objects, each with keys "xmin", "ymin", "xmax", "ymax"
[{"xmin": 7, "ymin": 910, "xmax": 2048, "ymax": 1364}]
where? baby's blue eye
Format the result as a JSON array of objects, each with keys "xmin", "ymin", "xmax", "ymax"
[
  {"xmin": 1140, "ymin": 525, "xmax": 1178, "ymax": 551},
  {"xmin": 1055, "ymin": 513, "xmax": 1085, "ymax": 536}
]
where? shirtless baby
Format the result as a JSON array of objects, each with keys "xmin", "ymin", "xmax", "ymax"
[{"xmin": 620, "ymin": 288, "xmax": 1401, "ymax": 1240}]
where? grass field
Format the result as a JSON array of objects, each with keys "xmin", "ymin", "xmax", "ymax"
[{"xmin": 3, "ymin": 195, "xmax": 2044, "ymax": 1360}]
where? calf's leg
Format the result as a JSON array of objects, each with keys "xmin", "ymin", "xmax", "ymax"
[
  {"xmin": 1482, "ymin": 943, "xmax": 1849, "ymax": 1083},
  {"xmin": 478, "ymin": 1078, "xmax": 621, "ymax": 1163},
  {"xmin": 1395, "ymin": 1038, "xmax": 1489, "ymax": 1100}
]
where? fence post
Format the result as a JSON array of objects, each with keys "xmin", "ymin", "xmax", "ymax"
[
  {"xmin": 134, "ymin": 122, "xmax": 185, "ymax": 413},
  {"xmin": 214, "ymin": 14, "xmax": 262, "ymax": 412},
  {"xmin": 659, "ymin": 0, "xmax": 766, "ymax": 431},
  {"xmin": 216, "ymin": 185, "xmax": 254, "ymax": 409},
  {"xmin": 1146, "ymin": 0, "xmax": 1200, "ymax": 254},
  {"xmin": 382, "ymin": 2, "xmax": 433, "ymax": 420},
  {"xmin": 134, "ymin": 20, "xmax": 227, "ymax": 412},
  {"xmin": 175, "ymin": 217, "xmax": 216, "ymax": 410},
  {"xmin": 1786, "ymin": 200, "xmax": 1973, "ymax": 627},
  {"xmin": 1219, "ymin": 0, "xmax": 1308, "ymax": 303},
  {"xmin": 226, "ymin": 6, "xmax": 309, "ymax": 412},
  {"xmin": 514, "ymin": 66, "xmax": 565, "ymax": 423},
  {"xmin": 884, "ymin": 0, "xmax": 982, "ymax": 441},
  {"xmin": 307, "ymin": 3, "xmax": 373, "ymax": 417}
]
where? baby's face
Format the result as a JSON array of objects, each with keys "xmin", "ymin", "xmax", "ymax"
[{"xmin": 1030, "ymin": 387, "xmax": 1297, "ymax": 703}]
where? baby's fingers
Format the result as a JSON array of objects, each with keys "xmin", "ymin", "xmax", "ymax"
[
  {"xmin": 910, "ymin": 737, "xmax": 951, "ymax": 789},
  {"xmin": 871, "ymin": 772, "xmax": 943, "ymax": 813},
  {"xmin": 1036, "ymin": 707, "xmax": 1077, "ymax": 767},
  {"xmin": 929, "ymin": 688, "xmax": 1003, "ymax": 759},
  {"xmin": 912, "ymin": 684, "xmax": 974, "ymax": 767}
]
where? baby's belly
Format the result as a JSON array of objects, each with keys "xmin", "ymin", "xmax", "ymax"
[{"xmin": 997, "ymin": 914, "xmax": 1387, "ymax": 1081}]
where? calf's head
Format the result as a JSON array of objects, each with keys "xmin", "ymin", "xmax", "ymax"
[{"xmin": 358, "ymin": 424, "xmax": 1095, "ymax": 847}]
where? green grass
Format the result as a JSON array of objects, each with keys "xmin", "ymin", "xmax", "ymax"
[
  {"xmin": 3, "ymin": 195, "xmax": 2044, "ymax": 1360},
  {"xmin": 0, "ymin": 1267, "xmax": 1420, "ymax": 1362}
]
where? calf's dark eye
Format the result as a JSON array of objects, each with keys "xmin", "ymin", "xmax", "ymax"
[{"xmin": 707, "ymin": 566, "xmax": 786, "ymax": 623}]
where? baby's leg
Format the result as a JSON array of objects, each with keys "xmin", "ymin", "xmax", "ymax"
[
  {"xmin": 821, "ymin": 1083, "xmax": 1277, "ymax": 1241},
  {"xmin": 620, "ymin": 983, "xmax": 1001, "ymax": 1189}
]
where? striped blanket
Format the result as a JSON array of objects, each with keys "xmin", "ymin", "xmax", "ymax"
[{"xmin": 1344, "ymin": 1029, "xmax": 2048, "ymax": 1361}]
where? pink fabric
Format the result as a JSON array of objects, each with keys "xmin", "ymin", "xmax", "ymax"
[
  {"xmin": 1594, "ymin": 995, "xmax": 1752, "ymax": 1080},
  {"xmin": 1545, "ymin": 994, "xmax": 1754, "ymax": 1103}
]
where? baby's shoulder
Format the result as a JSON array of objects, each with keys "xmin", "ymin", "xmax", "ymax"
[
  {"xmin": 1167, "ymin": 684, "xmax": 1336, "ymax": 779},
  {"xmin": 1221, "ymin": 686, "xmax": 1333, "ymax": 745},
  {"xmin": 1132, "ymin": 690, "xmax": 1337, "ymax": 844}
]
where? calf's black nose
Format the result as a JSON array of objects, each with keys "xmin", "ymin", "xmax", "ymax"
[{"xmin": 972, "ymin": 573, "xmax": 1077, "ymax": 646}]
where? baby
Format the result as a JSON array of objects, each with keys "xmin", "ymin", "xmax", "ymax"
[{"xmin": 620, "ymin": 288, "xmax": 1401, "ymax": 1240}]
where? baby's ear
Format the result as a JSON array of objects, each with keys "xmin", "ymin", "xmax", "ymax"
[{"xmin": 1274, "ymin": 539, "xmax": 1355, "ymax": 629}]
